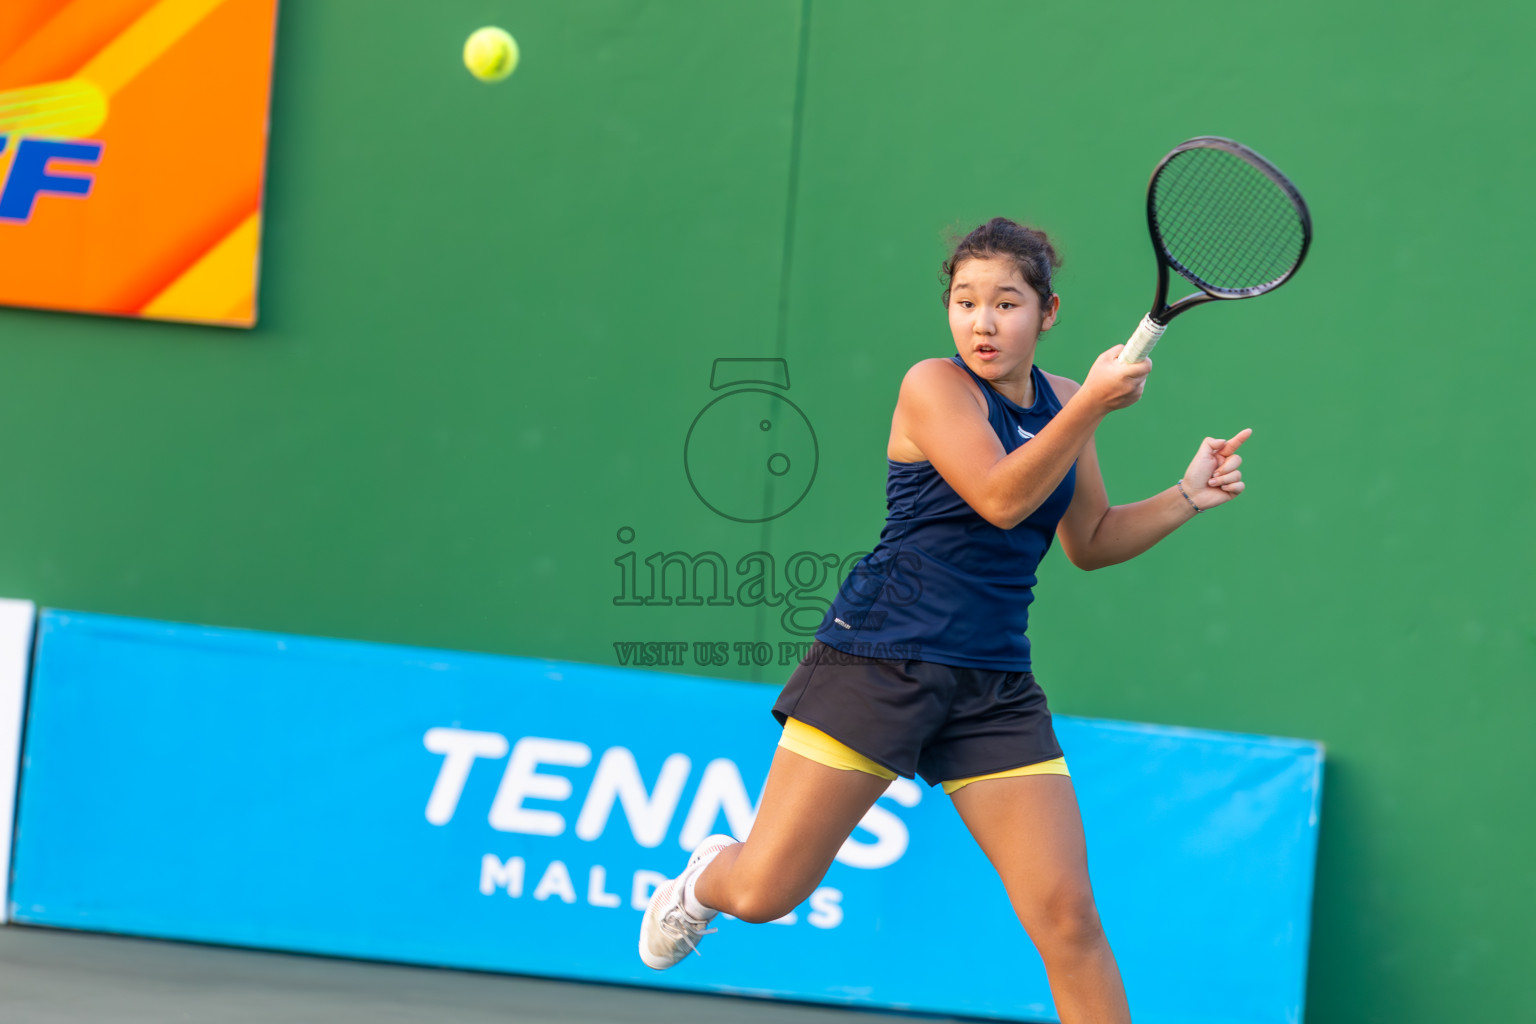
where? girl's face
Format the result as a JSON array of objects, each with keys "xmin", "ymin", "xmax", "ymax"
[{"xmin": 947, "ymin": 255, "xmax": 1059, "ymax": 380}]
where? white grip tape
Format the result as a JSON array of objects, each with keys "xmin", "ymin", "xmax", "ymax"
[{"xmin": 1120, "ymin": 315, "xmax": 1166, "ymax": 363}]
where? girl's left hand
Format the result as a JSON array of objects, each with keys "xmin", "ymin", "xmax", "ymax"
[{"xmin": 1182, "ymin": 428, "xmax": 1253, "ymax": 511}]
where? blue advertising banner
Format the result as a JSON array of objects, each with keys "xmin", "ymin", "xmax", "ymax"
[{"xmin": 10, "ymin": 611, "xmax": 1322, "ymax": 1023}]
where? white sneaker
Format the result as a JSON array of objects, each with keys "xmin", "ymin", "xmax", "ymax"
[{"xmin": 638, "ymin": 834, "xmax": 738, "ymax": 970}]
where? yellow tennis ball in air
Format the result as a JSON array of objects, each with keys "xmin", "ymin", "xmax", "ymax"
[{"xmin": 464, "ymin": 27, "xmax": 519, "ymax": 82}]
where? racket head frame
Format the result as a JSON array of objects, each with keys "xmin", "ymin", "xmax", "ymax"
[{"xmin": 1146, "ymin": 136, "xmax": 1313, "ymax": 325}]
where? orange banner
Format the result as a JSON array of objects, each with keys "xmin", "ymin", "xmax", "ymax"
[{"xmin": 0, "ymin": 0, "xmax": 278, "ymax": 328}]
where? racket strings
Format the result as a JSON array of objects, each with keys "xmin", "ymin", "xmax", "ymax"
[
  {"xmin": 1173, "ymin": 177, "xmax": 1292, "ymax": 288},
  {"xmin": 1157, "ymin": 155, "xmax": 1296, "ymax": 285},
  {"xmin": 1158, "ymin": 160, "xmax": 1300, "ymax": 290},
  {"xmin": 1160, "ymin": 159, "xmax": 1297, "ymax": 288},
  {"xmin": 1152, "ymin": 148, "xmax": 1305, "ymax": 294}
]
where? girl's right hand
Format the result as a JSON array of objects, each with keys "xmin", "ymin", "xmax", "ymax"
[{"xmin": 1079, "ymin": 345, "xmax": 1152, "ymax": 413}]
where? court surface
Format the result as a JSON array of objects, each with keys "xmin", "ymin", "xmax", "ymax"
[{"xmin": 0, "ymin": 924, "xmax": 966, "ymax": 1023}]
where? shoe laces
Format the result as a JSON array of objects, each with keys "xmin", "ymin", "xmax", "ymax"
[{"xmin": 657, "ymin": 904, "xmax": 717, "ymax": 958}]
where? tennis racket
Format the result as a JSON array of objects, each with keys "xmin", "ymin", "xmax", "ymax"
[{"xmin": 1119, "ymin": 136, "xmax": 1311, "ymax": 363}]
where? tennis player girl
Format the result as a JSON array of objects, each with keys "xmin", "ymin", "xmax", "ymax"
[{"xmin": 640, "ymin": 218, "xmax": 1250, "ymax": 1023}]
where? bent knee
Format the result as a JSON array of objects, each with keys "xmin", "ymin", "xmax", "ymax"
[
  {"xmin": 717, "ymin": 866, "xmax": 813, "ymax": 924},
  {"xmin": 727, "ymin": 887, "xmax": 803, "ymax": 924},
  {"xmin": 1023, "ymin": 885, "xmax": 1105, "ymax": 951}
]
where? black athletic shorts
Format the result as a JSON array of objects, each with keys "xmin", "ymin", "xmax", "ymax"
[{"xmin": 771, "ymin": 640, "xmax": 1064, "ymax": 787}]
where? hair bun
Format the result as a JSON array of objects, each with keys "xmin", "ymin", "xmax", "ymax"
[{"xmin": 940, "ymin": 218, "xmax": 1061, "ymax": 309}]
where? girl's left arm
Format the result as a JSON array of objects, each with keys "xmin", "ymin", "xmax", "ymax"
[{"xmin": 1051, "ymin": 376, "xmax": 1252, "ymax": 571}]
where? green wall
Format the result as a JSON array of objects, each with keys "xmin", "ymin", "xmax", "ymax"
[{"xmin": 1, "ymin": 1, "xmax": 1530, "ymax": 1020}]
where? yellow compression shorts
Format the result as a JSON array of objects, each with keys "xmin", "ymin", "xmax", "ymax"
[{"xmin": 779, "ymin": 717, "xmax": 1069, "ymax": 796}]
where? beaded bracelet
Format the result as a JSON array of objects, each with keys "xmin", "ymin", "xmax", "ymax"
[{"xmin": 1176, "ymin": 479, "xmax": 1202, "ymax": 514}]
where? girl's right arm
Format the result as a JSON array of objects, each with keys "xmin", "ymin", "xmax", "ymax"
[{"xmin": 894, "ymin": 347, "xmax": 1150, "ymax": 529}]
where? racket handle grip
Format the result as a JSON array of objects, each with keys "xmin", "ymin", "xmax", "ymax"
[{"xmin": 1120, "ymin": 315, "xmax": 1165, "ymax": 364}]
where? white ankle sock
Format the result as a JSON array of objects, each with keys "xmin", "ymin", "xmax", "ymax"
[{"xmin": 683, "ymin": 872, "xmax": 717, "ymax": 921}]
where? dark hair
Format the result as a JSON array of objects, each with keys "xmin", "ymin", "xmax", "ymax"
[{"xmin": 940, "ymin": 218, "xmax": 1062, "ymax": 308}]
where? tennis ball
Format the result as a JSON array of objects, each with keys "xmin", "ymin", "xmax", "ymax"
[{"xmin": 464, "ymin": 26, "xmax": 519, "ymax": 82}]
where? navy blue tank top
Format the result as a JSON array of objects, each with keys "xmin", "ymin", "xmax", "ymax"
[{"xmin": 814, "ymin": 357, "xmax": 1076, "ymax": 670}]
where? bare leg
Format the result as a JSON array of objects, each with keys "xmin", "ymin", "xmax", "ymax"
[
  {"xmin": 693, "ymin": 745, "xmax": 890, "ymax": 923},
  {"xmin": 951, "ymin": 775, "xmax": 1131, "ymax": 1024}
]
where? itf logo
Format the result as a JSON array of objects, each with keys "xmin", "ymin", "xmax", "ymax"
[{"xmin": 684, "ymin": 358, "xmax": 819, "ymax": 523}]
